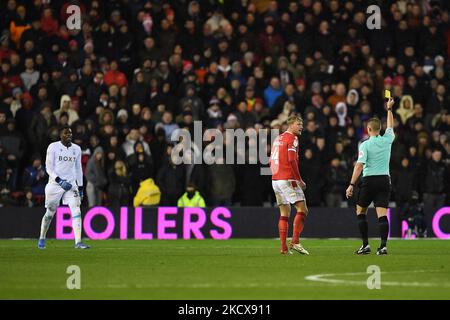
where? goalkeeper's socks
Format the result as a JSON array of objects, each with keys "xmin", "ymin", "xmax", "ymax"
[
  {"xmin": 278, "ymin": 216, "xmax": 289, "ymax": 251},
  {"xmin": 292, "ymin": 212, "xmax": 306, "ymax": 244},
  {"xmin": 357, "ymin": 214, "xmax": 369, "ymax": 247},
  {"xmin": 378, "ymin": 216, "xmax": 389, "ymax": 247},
  {"xmin": 72, "ymin": 215, "xmax": 82, "ymax": 244},
  {"xmin": 39, "ymin": 211, "xmax": 54, "ymax": 239},
  {"xmin": 71, "ymin": 211, "xmax": 82, "ymax": 244}
]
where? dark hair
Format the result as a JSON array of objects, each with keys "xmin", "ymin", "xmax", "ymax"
[
  {"xmin": 187, "ymin": 182, "xmax": 196, "ymax": 189},
  {"xmin": 133, "ymin": 140, "xmax": 144, "ymax": 150},
  {"xmin": 59, "ymin": 124, "xmax": 71, "ymax": 133},
  {"xmin": 59, "ymin": 111, "xmax": 69, "ymax": 119}
]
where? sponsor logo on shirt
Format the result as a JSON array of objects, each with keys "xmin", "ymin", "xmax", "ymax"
[{"xmin": 58, "ymin": 156, "xmax": 76, "ymax": 162}]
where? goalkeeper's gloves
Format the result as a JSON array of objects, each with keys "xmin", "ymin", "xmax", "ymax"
[
  {"xmin": 78, "ymin": 186, "xmax": 84, "ymax": 202},
  {"xmin": 55, "ymin": 177, "xmax": 72, "ymax": 191}
]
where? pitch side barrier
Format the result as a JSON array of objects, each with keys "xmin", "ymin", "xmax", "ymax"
[{"xmin": 0, "ymin": 206, "xmax": 449, "ymax": 239}]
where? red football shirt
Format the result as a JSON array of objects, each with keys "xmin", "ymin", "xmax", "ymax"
[{"xmin": 270, "ymin": 131, "xmax": 301, "ymax": 180}]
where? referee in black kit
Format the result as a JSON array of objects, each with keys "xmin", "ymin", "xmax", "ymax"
[{"xmin": 346, "ymin": 97, "xmax": 395, "ymax": 255}]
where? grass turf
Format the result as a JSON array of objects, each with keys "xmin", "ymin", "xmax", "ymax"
[{"xmin": 0, "ymin": 239, "xmax": 449, "ymax": 299}]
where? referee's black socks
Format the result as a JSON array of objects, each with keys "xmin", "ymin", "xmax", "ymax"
[
  {"xmin": 357, "ymin": 214, "xmax": 369, "ymax": 246},
  {"xmin": 378, "ymin": 216, "xmax": 389, "ymax": 248}
]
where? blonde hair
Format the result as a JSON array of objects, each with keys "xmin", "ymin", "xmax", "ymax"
[
  {"xmin": 286, "ymin": 114, "xmax": 303, "ymax": 126},
  {"xmin": 367, "ymin": 117, "xmax": 381, "ymax": 132},
  {"xmin": 114, "ymin": 160, "xmax": 127, "ymax": 177}
]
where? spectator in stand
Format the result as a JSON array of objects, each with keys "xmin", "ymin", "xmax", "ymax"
[
  {"xmin": 156, "ymin": 111, "xmax": 180, "ymax": 143},
  {"xmin": 271, "ymin": 83, "xmax": 303, "ymax": 118},
  {"xmin": 22, "ymin": 156, "xmax": 47, "ymax": 198},
  {"xmin": 300, "ymin": 148, "xmax": 323, "ymax": 206},
  {"xmin": 40, "ymin": 7, "xmax": 58, "ymax": 36},
  {"xmin": 128, "ymin": 70, "xmax": 149, "ymax": 106},
  {"xmin": 104, "ymin": 60, "xmax": 128, "ymax": 88},
  {"xmin": 178, "ymin": 84, "xmax": 205, "ymax": 121},
  {"xmin": 156, "ymin": 145, "xmax": 185, "ymax": 206},
  {"xmin": 85, "ymin": 146, "xmax": 108, "ymax": 207},
  {"xmin": 0, "ymin": 118, "xmax": 25, "ymax": 191},
  {"xmin": 264, "ymin": 76, "xmax": 283, "ymax": 110},
  {"xmin": 28, "ymin": 103, "xmax": 56, "ymax": 159},
  {"xmin": 402, "ymin": 191, "xmax": 427, "ymax": 238},
  {"xmin": 234, "ymin": 100, "xmax": 256, "ymax": 129},
  {"xmin": 122, "ymin": 128, "xmax": 151, "ymax": 158},
  {"xmin": 54, "ymin": 95, "xmax": 79, "ymax": 126},
  {"xmin": 177, "ymin": 182, "xmax": 206, "ymax": 208},
  {"xmin": 107, "ymin": 160, "xmax": 132, "ymax": 207},
  {"xmin": 324, "ymin": 157, "xmax": 348, "ymax": 208},
  {"xmin": 128, "ymin": 140, "xmax": 154, "ymax": 195},
  {"xmin": 423, "ymin": 149, "xmax": 448, "ymax": 211},
  {"xmin": 20, "ymin": 57, "xmax": 39, "ymax": 91},
  {"xmin": 0, "ymin": 142, "xmax": 12, "ymax": 195},
  {"xmin": 21, "ymin": 187, "xmax": 37, "ymax": 207},
  {"xmin": 397, "ymin": 95, "xmax": 414, "ymax": 125},
  {"xmin": 327, "ymin": 83, "xmax": 347, "ymax": 110},
  {"xmin": 133, "ymin": 178, "xmax": 161, "ymax": 207},
  {"xmin": 9, "ymin": 5, "xmax": 31, "ymax": 46},
  {"xmin": 207, "ymin": 154, "xmax": 235, "ymax": 206},
  {"xmin": 392, "ymin": 157, "xmax": 418, "ymax": 216}
]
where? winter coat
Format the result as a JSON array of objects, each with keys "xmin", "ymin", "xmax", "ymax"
[
  {"xmin": 53, "ymin": 95, "xmax": 79, "ymax": 125},
  {"xmin": 424, "ymin": 161, "xmax": 447, "ymax": 194},
  {"xmin": 156, "ymin": 161, "xmax": 185, "ymax": 202},
  {"xmin": 207, "ymin": 163, "xmax": 235, "ymax": 200},
  {"xmin": 133, "ymin": 178, "xmax": 161, "ymax": 207},
  {"xmin": 107, "ymin": 168, "xmax": 132, "ymax": 206},
  {"xmin": 177, "ymin": 191, "xmax": 206, "ymax": 208},
  {"xmin": 85, "ymin": 147, "xmax": 108, "ymax": 189}
]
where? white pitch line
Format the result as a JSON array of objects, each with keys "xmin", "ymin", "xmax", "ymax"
[
  {"xmin": 305, "ymin": 270, "xmax": 450, "ymax": 288},
  {"xmin": 3, "ymin": 270, "xmax": 449, "ymax": 291}
]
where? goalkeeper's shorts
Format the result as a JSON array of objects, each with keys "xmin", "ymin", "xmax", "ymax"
[{"xmin": 45, "ymin": 181, "xmax": 81, "ymax": 209}]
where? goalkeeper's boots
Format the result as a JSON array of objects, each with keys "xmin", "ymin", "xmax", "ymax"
[
  {"xmin": 355, "ymin": 244, "xmax": 371, "ymax": 255},
  {"xmin": 38, "ymin": 239, "xmax": 46, "ymax": 249},
  {"xmin": 376, "ymin": 246, "xmax": 388, "ymax": 255},
  {"xmin": 75, "ymin": 242, "xmax": 91, "ymax": 249},
  {"xmin": 289, "ymin": 241, "xmax": 309, "ymax": 255}
]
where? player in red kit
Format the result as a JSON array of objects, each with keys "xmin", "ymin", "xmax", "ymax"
[{"xmin": 270, "ymin": 115, "xmax": 309, "ymax": 255}]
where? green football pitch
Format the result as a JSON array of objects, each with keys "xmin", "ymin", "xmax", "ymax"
[{"xmin": 1, "ymin": 239, "xmax": 449, "ymax": 299}]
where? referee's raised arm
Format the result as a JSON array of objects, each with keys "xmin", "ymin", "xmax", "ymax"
[
  {"xmin": 386, "ymin": 97, "xmax": 394, "ymax": 129},
  {"xmin": 382, "ymin": 97, "xmax": 396, "ymax": 144}
]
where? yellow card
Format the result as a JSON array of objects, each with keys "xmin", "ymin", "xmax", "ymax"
[{"xmin": 384, "ymin": 90, "xmax": 391, "ymax": 98}]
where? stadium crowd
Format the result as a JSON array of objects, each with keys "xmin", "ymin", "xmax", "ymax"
[{"xmin": 0, "ymin": 0, "xmax": 449, "ymax": 210}]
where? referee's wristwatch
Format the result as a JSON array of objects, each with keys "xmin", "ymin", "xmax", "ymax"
[
  {"xmin": 387, "ymin": 107, "xmax": 392, "ymax": 111},
  {"xmin": 349, "ymin": 183, "xmax": 355, "ymax": 187}
]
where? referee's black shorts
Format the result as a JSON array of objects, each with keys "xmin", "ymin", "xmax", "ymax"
[{"xmin": 357, "ymin": 175, "xmax": 391, "ymax": 208}]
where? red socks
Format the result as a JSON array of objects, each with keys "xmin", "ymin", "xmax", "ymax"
[
  {"xmin": 279, "ymin": 213, "xmax": 307, "ymax": 251},
  {"xmin": 292, "ymin": 212, "xmax": 306, "ymax": 244},
  {"xmin": 278, "ymin": 216, "xmax": 289, "ymax": 251}
]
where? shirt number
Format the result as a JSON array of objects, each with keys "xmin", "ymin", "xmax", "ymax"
[{"xmin": 271, "ymin": 144, "xmax": 279, "ymax": 165}]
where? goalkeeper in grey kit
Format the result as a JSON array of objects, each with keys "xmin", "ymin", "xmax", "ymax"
[{"xmin": 38, "ymin": 125, "xmax": 90, "ymax": 249}]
